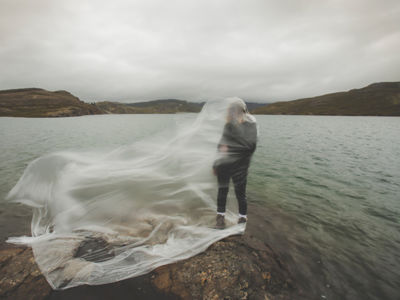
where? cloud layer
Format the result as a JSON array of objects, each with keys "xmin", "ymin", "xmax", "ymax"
[{"xmin": 1, "ymin": 0, "xmax": 399, "ymax": 102}]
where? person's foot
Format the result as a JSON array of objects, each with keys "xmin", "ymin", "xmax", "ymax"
[
  {"xmin": 215, "ymin": 214, "xmax": 225, "ymax": 229},
  {"xmin": 238, "ymin": 217, "xmax": 247, "ymax": 224}
]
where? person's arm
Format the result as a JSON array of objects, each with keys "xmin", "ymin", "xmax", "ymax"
[{"xmin": 225, "ymin": 122, "xmax": 257, "ymax": 155}]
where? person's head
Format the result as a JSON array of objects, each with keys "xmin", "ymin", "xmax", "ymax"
[{"xmin": 226, "ymin": 98, "xmax": 247, "ymax": 123}]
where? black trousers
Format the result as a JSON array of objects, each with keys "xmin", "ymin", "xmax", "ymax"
[{"xmin": 216, "ymin": 161, "xmax": 249, "ymax": 216}]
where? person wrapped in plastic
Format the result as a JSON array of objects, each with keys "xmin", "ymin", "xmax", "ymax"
[
  {"xmin": 213, "ymin": 98, "xmax": 258, "ymax": 229},
  {"xmin": 6, "ymin": 98, "xmax": 257, "ymax": 289}
]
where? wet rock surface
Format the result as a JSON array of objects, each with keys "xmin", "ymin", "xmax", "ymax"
[
  {"xmin": 74, "ymin": 237, "xmax": 115, "ymax": 263},
  {"xmin": 0, "ymin": 234, "xmax": 298, "ymax": 300},
  {"xmin": 151, "ymin": 234, "xmax": 295, "ymax": 300},
  {"xmin": 0, "ymin": 247, "xmax": 52, "ymax": 300}
]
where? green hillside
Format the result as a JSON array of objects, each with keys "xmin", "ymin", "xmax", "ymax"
[
  {"xmin": 95, "ymin": 99, "xmax": 203, "ymax": 114},
  {"xmin": 252, "ymin": 82, "xmax": 400, "ymax": 116},
  {"xmin": 0, "ymin": 88, "xmax": 102, "ymax": 117}
]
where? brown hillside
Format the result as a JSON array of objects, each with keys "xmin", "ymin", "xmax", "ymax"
[
  {"xmin": 95, "ymin": 99, "xmax": 203, "ymax": 114},
  {"xmin": 252, "ymin": 82, "xmax": 400, "ymax": 116},
  {"xmin": 0, "ymin": 88, "xmax": 103, "ymax": 117}
]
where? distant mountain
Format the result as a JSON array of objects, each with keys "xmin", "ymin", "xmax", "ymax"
[
  {"xmin": 252, "ymin": 82, "xmax": 400, "ymax": 116},
  {"xmin": 14, "ymin": 83, "xmax": 399, "ymax": 117},
  {"xmin": 245, "ymin": 102, "xmax": 267, "ymax": 111},
  {"xmin": 96, "ymin": 100, "xmax": 265, "ymax": 114},
  {"xmin": 0, "ymin": 88, "xmax": 266, "ymax": 117},
  {"xmin": 0, "ymin": 88, "xmax": 102, "ymax": 117},
  {"xmin": 95, "ymin": 99, "xmax": 203, "ymax": 114}
]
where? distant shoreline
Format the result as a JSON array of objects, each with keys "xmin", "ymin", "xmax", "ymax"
[
  {"xmin": 2, "ymin": 113, "xmax": 399, "ymax": 119},
  {"xmin": 1, "ymin": 81, "xmax": 399, "ymax": 117},
  {"xmin": 251, "ymin": 81, "xmax": 400, "ymax": 116}
]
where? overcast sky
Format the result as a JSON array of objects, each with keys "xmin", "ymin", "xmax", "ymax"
[{"xmin": 1, "ymin": 0, "xmax": 399, "ymax": 103}]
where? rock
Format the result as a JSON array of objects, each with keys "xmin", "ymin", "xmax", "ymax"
[
  {"xmin": 0, "ymin": 247, "xmax": 52, "ymax": 300},
  {"xmin": 151, "ymin": 234, "xmax": 295, "ymax": 300},
  {"xmin": 74, "ymin": 237, "xmax": 115, "ymax": 263},
  {"xmin": 0, "ymin": 234, "xmax": 296, "ymax": 300}
]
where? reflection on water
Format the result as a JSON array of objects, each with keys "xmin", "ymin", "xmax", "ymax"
[{"xmin": 1, "ymin": 114, "xmax": 399, "ymax": 299}]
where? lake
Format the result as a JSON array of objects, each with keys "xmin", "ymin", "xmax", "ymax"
[{"xmin": 0, "ymin": 114, "xmax": 399, "ymax": 299}]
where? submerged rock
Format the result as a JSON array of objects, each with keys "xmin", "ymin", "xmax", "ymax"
[
  {"xmin": 0, "ymin": 234, "xmax": 297, "ymax": 300},
  {"xmin": 74, "ymin": 237, "xmax": 115, "ymax": 263}
]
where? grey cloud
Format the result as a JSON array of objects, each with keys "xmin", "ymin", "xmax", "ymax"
[{"xmin": 1, "ymin": 0, "xmax": 399, "ymax": 102}]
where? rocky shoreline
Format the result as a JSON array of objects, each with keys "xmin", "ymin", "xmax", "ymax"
[{"xmin": 0, "ymin": 232, "xmax": 299, "ymax": 300}]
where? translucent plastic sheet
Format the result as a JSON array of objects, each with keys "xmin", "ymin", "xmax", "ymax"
[{"xmin": 7, "ymin": 98, "xmax": 257, "ymax": 289}]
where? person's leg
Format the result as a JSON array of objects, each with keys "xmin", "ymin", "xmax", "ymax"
[
  {"xmin": 232, "ymin": 165, "xmax": 248, "ymax": 219},
  {"xmin": 215, "ymin": 166, "xmax": 231, "ymax": 229},
  {"xmin": 217, "ymin": 167, "xmax": 230, "ymax": 214}
]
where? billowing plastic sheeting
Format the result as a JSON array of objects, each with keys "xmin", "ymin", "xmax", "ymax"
[{"xmin": 7, "ymin": 98, "xmax": 257, "ymax": 289}]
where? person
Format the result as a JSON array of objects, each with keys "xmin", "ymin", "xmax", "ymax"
[{"xmin": 213, "ymin": 98, "xmax": 258, "ymax": 229}]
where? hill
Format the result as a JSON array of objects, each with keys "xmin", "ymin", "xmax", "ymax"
[
  {"xmin": 95, "ymin": 99, "xmax": 203, "ymax": 114},
  {"xmin": 0, "ymin": 88, "xmax": 102, "ymax": 117},
  {"xmin": 95, "ymin": 100, "xmax": 265, "ymax": 114},
  {"xmin": 0, "ymin": 88, "xmax": 265, "ymax": 117},
  {"xmin": 252, "ymin": 82, "xmax": 400, "ymax": 116}
]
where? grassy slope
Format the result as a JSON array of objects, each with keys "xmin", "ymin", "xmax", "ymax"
[
  {"xmin": 95, "ymin": 99, "xmax": 203, "ymax": 114},
  {"xmin": 3, "ymin": 82, "xmax": 399, "ymax": 117},
  {"xmin": 0, "ymin": 88, "xmax": 102, "ymax": 117},
  {"xmin": 252, "ymin": 82, "xmax": 400, "ymax": 116},
  {"xmin": 96, "ymin": 100, "xmax": 265, "ymax": 114}
]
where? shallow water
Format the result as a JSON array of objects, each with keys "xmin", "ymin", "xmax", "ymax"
[{"xmin": 0, "ymin": 114, "xmax": 399, "ymax": 299}]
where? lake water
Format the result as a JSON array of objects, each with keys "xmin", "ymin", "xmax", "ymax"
[{"xmin": 0, "ymin": 114, "xmax": 399, "ymax": 299}]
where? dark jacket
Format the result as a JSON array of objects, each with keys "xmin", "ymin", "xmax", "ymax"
[{"xmin": 213, "ymin": 121, "xmax": 257, "ymax": 170}]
